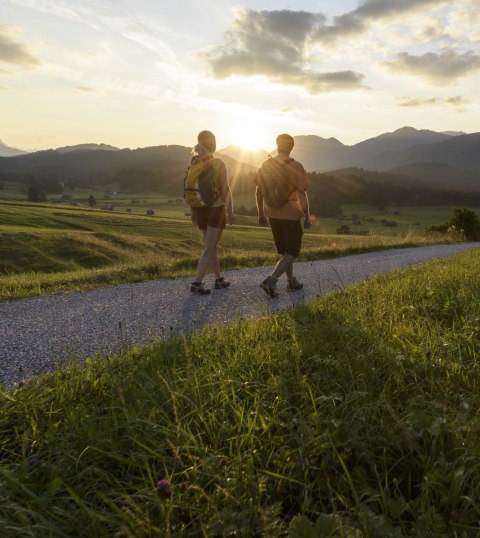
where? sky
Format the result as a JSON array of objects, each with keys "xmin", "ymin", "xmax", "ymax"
[{"xmin": 1, "ymin": 0, "xmax": 479, "ymax": 152}]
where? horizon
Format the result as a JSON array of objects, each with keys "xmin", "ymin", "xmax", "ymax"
[
  {"xmin": 1, "ymin": 1, "xmax": 479, "ymax": 152},
  {"xmin": 0, "ymin": 125, "xmax": 474, "ymax": 155}
]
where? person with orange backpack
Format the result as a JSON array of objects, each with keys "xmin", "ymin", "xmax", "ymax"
[
  {"xmin": 184, "ymin": 130, "xmax": 234, "ymax": 294},
  {"xmin": 255, "ymin": 133, "xmax": 311, "ymax": 298}
]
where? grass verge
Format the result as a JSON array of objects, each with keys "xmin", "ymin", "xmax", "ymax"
[
  {"xmin": 1, "ymin": 249, "xmax": 480, "ymax": 535},
  {"xmin": 0, "ymin": 230, "xmax": 449, "ymax": 301},
  {"xmin": 0, "ymin": 200, "xmax": 453, "ymax": 300}
]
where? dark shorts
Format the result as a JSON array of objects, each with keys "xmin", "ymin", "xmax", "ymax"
[
  {"xmin": 191, "ymin": 206, "xmax": 226, "ymax": 230},
  {"xmin": 269, "ymin": 218, "xmax": 303, "ymax": 258}
]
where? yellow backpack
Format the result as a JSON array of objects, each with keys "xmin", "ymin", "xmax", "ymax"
[{"xmin": 184, "ymin": 155, "xmax": 221, "ymax": 207}]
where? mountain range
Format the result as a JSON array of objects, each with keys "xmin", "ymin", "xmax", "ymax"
[
  {"xmin": 1, "ymin": 127, "xmax": 479, "ymax": 192},
  {"xmin": 219, "ymin": 127, "xmax": 480, "ymax": 190},
  {"xmin": 0, "ymin": 140, "xmax": 28, "ymax": 158}
]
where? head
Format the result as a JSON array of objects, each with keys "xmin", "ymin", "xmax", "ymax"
[
  {"xmin": 276, "ymin": 133, "xmax": 294, "ymax": 155},
  {"xmin": 195, "ymin": 130, "xmax": 216, "ymax": 155}
]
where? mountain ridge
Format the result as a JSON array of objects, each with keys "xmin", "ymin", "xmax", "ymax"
[
  {"xmin": 0, "ymin": 140, "xmax": 28, "ymax": 158},
  {"xmin": 1, "ymin": 127, "xmax": 479, "ymax": 192},
  {"xmin": 54, "ymin": 143, "xmax": 121, "ymax": 153}
]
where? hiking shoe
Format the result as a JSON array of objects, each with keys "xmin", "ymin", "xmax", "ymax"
[
  {"xmin": 260, "ymin": 276, "xmax": 278, "ymax": 298},
  {"xmin": 190, "ymin": 282, "xmax": 211, "ymax": 295},
  {"xmin": 287, "ymin": 277, "xmax": 303, "ymax": 292},
  {"xmin": 214, "ymin": 277, "xmax": 230, "ymax": 289}
]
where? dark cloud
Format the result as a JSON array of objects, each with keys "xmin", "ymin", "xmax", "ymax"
[
  {"xmin": 384, "ymin": 51, "xmax": 480, "ymax": 83},
  {"xmin": 352, "ymin": 0, "xmax": 447, "ymax": 19},
  {"xmin": 0, "ymin": 26, "xmax": 39, "ymax": 68},
  {"xmin": 316, "ymin": 0, "xmax": 448, "ymax": 42},
  {"xmin": 204, "ymin": 9, "xmax": 365, "ymax": 93},
  {"xmin": 286, "ymin": 70, "xmax": 365, "ymax": 94},
  {"xmin": 204, "ymin": 3, "xmax": 451, "ymax": 92},
  {"xmin": 396, "ymin": 95, "xmax": 469, "ymax": 107}
]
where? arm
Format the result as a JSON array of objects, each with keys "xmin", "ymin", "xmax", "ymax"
[
  {"xmin": 255, "ymin": 185, "xmax": 268, "ymax": 226},
  {"xmin": 219, "ymin": 161, "xmax": 234, "ymax": 225},
  {"xmin": 295, "ymin": 163, "xmax": 311, "ymax": 228},
  {"xmin": 298, "ymin": 190, "xmax": 311, "ymax": 229}
]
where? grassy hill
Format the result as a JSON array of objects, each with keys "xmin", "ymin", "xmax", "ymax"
[
  {"xmin": 1, "ymin": 249, "xmax": 480, "ymax": 535},
  {"xmin": 0, "ymin": 200, "xmax": 458, "ymax": 300}
]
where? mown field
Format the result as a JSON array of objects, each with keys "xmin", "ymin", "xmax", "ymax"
[
  {"xmin": 0, "ymin": 197, "xmax": 457, "ymax": 301},
  {"xmin": 1, "ymin": 248, "xmax": 480, "ymax": 536},
  {"xmin": 1, "ymin": 180, "xmax": 467, "ymax": 232}
]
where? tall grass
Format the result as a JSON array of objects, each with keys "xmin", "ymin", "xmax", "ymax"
[{"xmin": 1, "ymin": 249, "xmax": 480, "ymax": 536}]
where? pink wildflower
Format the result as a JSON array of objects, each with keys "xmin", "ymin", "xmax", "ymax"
[{"xmin": 156, "ymin": 479, "xmax": 172, "ymax": 497}]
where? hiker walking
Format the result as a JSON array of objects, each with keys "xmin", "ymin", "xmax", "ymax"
[
  {"xmin": 185, "ymin": 130, "xmax": 234, "ymax": 294},
  {"xmin": 255, "ymin": 133, "xmax": 311, "ymax": 297}
]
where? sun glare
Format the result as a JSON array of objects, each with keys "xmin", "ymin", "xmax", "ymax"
[{"xmin": 229, "ymin": 122, "xmax": 270, "ymax": 151}]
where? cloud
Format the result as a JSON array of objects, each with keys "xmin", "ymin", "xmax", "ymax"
[
  {"xmin": 397, "ymin": 96, "xmax": 437, "ymax": 106},
  {"xmin": 75, "ymin": 85, "xmax": 97, "ymax": 93},
  {"xmin": 384, "ymin": 50, "xmax": 480, "ymax": 84},
  {"xmin": 317, "ymin": 0, "xmax": 449, "ymax": 42},
  {"xmin": 415, "ymin": 17, "xmax": 447, "ymax": 43},
  {"xmin": 0, "ymin": 25, "xmax": 40, "ymax": 67},
  {"xmin": 203, "ymin": 2, "xmax": 455, "ymax": 92},
  {"xmin": 446, "ymin": 0, "xmax": 480, "ymax": 42},
  {"xmin": 396, "ymin": 95, "xmax": 470, "ymax": 107},
  {"xmin": 204, "ymin": 9, "xmax": 365, "ymax": 94},
  {"xmin": 9, "ymin": 1, "xmax": 177, "ymax": 61},
  {"xmin": 444, "ymin": 96, "xmax": 469, "ymax": 105}
]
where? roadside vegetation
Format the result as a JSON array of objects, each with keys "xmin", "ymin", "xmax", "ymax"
[
  {"xmin": 1, "ymin": 249, "xmax": 480, "ymax": 536},
  {"xmin": 0, "ymin": 199, "xmax": 470, "ymax": 300}
]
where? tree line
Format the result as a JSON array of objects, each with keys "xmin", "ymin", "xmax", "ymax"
[
  {"xmin": 3, "ymin": 166, "xmax": 480, "ymax": 216},
  {"xmin": 305, "ymin": 172, "xmax": 480, "ymax": 217}
]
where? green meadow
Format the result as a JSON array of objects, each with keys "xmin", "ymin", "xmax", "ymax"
[
  {"xmin": 1, "ymin": 248, "xmax": 480, "ymax": 536},
  {"xmin": 0, "ymin": 192, "xmax": 463, "ymax": 300},
  {"xmin": 2, "ymin": 184, "xmax": 480, "ymax": 535}
]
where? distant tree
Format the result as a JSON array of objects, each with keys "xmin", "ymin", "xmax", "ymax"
[
  {"xmin": 39, "ymin": 177, "xmax": 63, "ymax": 194},
  {"xmin": 449, "ymin": 207, "xmax": 480, "ymax": 240},
  {"xmin": 233, "ymin": 204, "xmax": 257, "ymax": 216},
  {"xmin": 369, "ymin": 190, "xmax": 388, "ymax": 211},
  {"xmin": 427, "ymin": 207, "xmax": 480, "ymax": 241},
  {"xmin": 27, "ymin": 181, "xmax": 47, "ymax": 202},
  {"xmin": 88, "ymin": 195, "xmax": 97, "ymax": 208},
  {"xmin": 337, "ymin": 224, "xmax": 351, "ymax": 234},
  {"xmin": 306, "ymin": 172, "xmax": 342, "ymax": 217}
]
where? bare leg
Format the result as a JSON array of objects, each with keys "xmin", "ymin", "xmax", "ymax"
[
  {"xmin": 285, "ymin": 258, "xmax": 294, "ymax": 279},
  {"xmin": 270, "ymin": 254, "xmax": 295, "ymax": 280},
  {"xmin": 194, "ymin": 226, "xmax": 224, "ymax": 283}
]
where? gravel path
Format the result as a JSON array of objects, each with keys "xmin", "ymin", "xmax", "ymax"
[{"xmin": 1, "ymin": 243, "xmax": 478, "ymax": 389}]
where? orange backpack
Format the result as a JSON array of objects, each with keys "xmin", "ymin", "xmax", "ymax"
[{"xmin": 258, "ymin": 157, "xmax": 294, "ymax": 208}]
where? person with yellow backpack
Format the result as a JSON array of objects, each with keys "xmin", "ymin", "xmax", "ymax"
[{"xmin": 184, "ymin": 130, "xmax": 234, "ymax": 294}]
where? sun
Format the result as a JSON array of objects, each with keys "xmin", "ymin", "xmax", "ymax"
[{"xmin": 229, "ymin": 122, "xmax": 271, "ymax": 151}]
